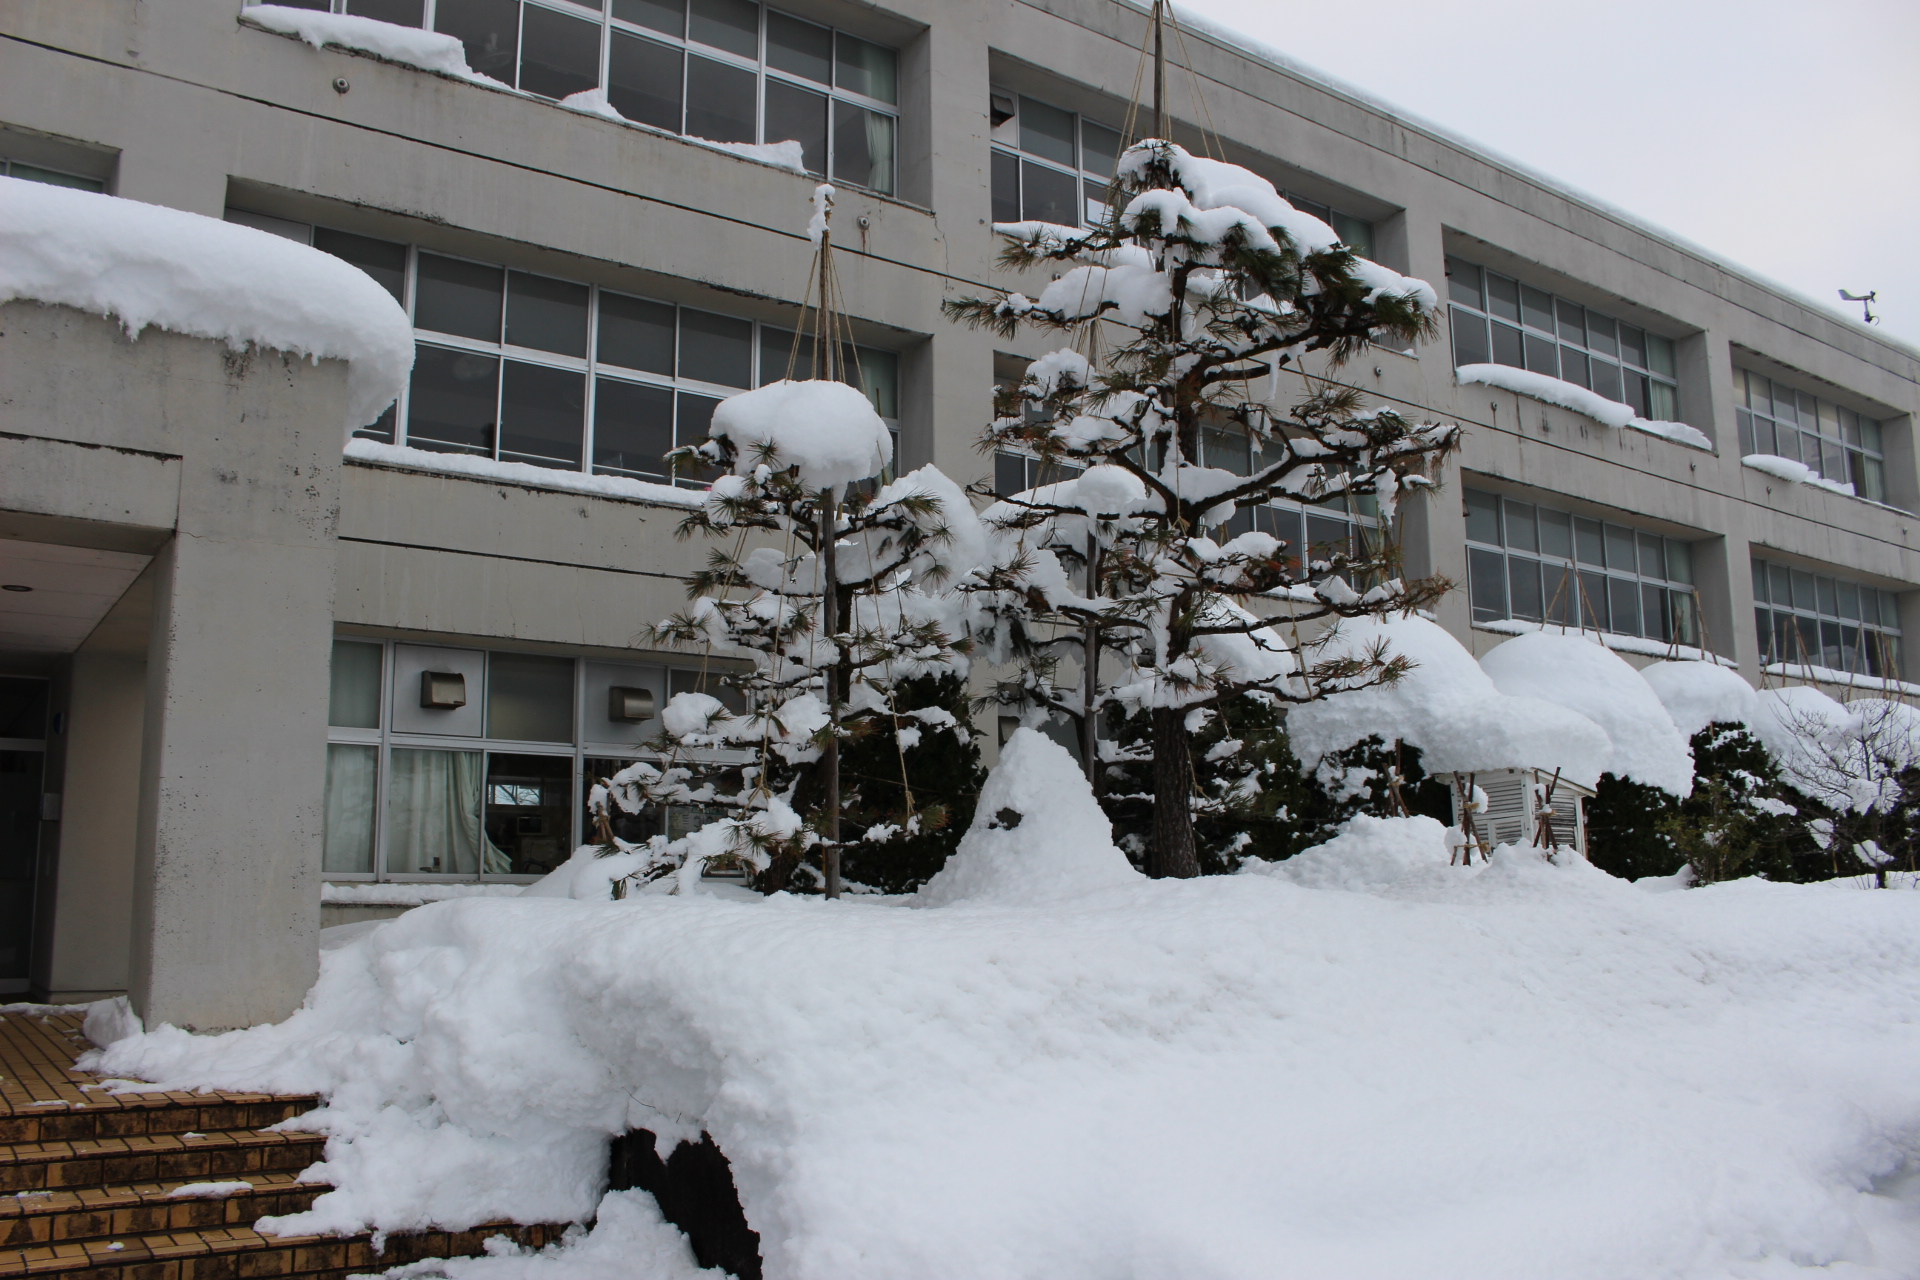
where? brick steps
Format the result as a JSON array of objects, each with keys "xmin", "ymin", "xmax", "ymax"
[{"xmin": 0, "ymin": 1012, "xmax": 573, "ymax": 1280}]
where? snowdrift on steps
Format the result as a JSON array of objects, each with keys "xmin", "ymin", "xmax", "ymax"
[{"xmin": 82, "ymin": 816, "xmax": 1920, "ymax": 1278}]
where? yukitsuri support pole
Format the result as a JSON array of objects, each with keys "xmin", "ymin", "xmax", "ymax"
[
  {"xmin": 1151, "ymin": 0, "xmax": 1167, "ymax": 142},
  {"xmin": 1532, "ymin": 767, "xmax": 1564, "ymax": 858},
  {"xmin": 820, "ymin": 495, "xmax": 842, "ymax": 898}
]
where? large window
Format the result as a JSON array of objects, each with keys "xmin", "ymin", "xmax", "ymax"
[
  {"xmin": 1751, "ymin": 557, "xmax": 1902, "ymax": 680},
  {"xmin": 323, "ymin": 637, "xmax": 744, "ymax": 880},
  {"xmin": 1447, "ymin": 257, "xmax": 1678, "ymax": 423},
  {"xmin": 1464, "ymin": 487, "xmax": 1698, "ymax": 645},
  {"xmin": 224, "ymin": 210, "xmax": 900, "ymax": 482},
  {"xmin": 1734, "ymin": 369, "xmax": 1885, "ymax": 504},
  {"xmin": 248, "ymin": 0, "xmax": 897, "ymax": 193}
]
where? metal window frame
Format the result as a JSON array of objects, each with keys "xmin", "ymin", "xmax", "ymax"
[
  {"xmin": 1446, "ymin": 258, "xmax": 1680, "ymax": 402},
  {"xmin": 1749, "ymin": 555, "xmax": 1902, "ymax": 677}
]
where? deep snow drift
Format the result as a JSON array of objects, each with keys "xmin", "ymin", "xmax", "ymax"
[{"xmin": 84, "ymin": 726, "xmax": 1920, "ymax": 1280}]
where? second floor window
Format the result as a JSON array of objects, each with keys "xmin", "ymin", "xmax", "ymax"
[
  {"xmin": 1752, "ymin": 557, "xmax": 1902, "ymax": 680},
  {"xmin": 251, "ymin": 0, "xmax": 897, "ymax": 194},
  {"xmin": 1734, "ymin": 369, "xmax": 1885, "ymax": 504},
  {"xmin": 1447, "ymin": 257, "xmax": 1678, "ymax": 423},
  {"xmin": 988, "ymin": 91, "xmax": 1121, "ymax": 228}
]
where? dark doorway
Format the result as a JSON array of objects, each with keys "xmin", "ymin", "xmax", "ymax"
[{"xmin": 0, "ymin": 679, "xmax": 49, "ymax": 993}]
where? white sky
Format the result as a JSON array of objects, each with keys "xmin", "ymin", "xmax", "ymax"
[{"xmin": 1177, "ymin": 0, "xmax": 1920, "ymax": 351}]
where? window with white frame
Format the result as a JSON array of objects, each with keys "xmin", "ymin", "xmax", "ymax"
[
  {"xmin": 1734, "ymin": 368, "xmax": 1886, "ymax": 504},
  {"xmin": 247, "ymin": 0, "xmax": 898, "ymax": 193},
  {"xmin": 223, "ymin": 210, "xmax": 900, "ymax": 481},
  {"xmin": 1446, "ymin": 256, "xmax": 1679, "ymax": 422},
  {"xmin": 1464, "ymin": 487, "xmax": 1699, "ymax": 646},
  {"xmin": 0, "ymin": 157, "xmax": 104, "ymax": 192},
  {"xmin": 323, "ymin": 637, "xmax": 745, "ymax": 879},
  {"xmin": 1750, "ymin": 556, "xmax": 1902, "ymax": 680}
]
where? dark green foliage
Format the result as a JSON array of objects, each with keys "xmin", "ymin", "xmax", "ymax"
[{"xmin": 834, "ymin": 674, "xmax": 987, "ymax": 894}]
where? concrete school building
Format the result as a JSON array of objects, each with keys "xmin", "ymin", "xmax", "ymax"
[{"xmin": 0, "ymin": 0, "xmax": 1915, "ymax": 1030}]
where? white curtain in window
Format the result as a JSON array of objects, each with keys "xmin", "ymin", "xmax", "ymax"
[
  {"xmin": 864, "ymin": 110, "xmax": 895, "ymax": 195},
  {"xmin": 386, "ymin": 748, "xmax": 503, "ymax": 875},
  {"xmin": 323, "ymin": 744, "xmax": 377, "ymax": 874}
]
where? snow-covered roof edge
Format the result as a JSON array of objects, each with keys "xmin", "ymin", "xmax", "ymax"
[
  {"xmin": 344, "ymin": 439, "xmax": 706, "ymax": 508},
  {"xmin": 1147, "ymin": 3, "xmax": 1920, "ymax": 367}
]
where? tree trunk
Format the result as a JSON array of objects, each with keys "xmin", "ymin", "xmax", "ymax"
[{"xmin": 1149, "ymin": 705, "xmax": 1200, "ymax": 878}]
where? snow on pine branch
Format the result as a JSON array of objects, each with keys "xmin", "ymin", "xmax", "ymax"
[
  {"xmin": 1456, "ymin": 364, "xmax": 1711, "ymax": 450},
  {"xmin": 0, "ymin": 176, "xmax": 413, "ymax": 437}
]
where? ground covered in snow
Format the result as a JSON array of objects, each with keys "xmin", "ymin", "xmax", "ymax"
[{"xmin": 85, "ymin": 733, "xmax": 1920, "ymax": 1280}]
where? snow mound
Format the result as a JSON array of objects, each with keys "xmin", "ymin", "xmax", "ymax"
[
  {"xmin": 0, "ymin": 176, "xmax": 413, "ymax": 436},
  {"xmin": 1243, "ymin": 814, "xmax": 1451, "ymax": 892},
  {"xmin": 1481, "ymin": 631, "xmax": 1694, "ymax": 795},
  {"xmin": 1744, "ymin": 452, "xmax": 1856, "ymax": 495},
  {"xmin": 1639, "ymin": 659, "xmax": 1760, "ymax": 737},
  {"xmin": 707, "ymin": 379, "xmax": 892, "ymax": 491},
  {"xmin": 1285, "ymin": 615, "xmax": 1612, "ymax": 786},
  {"xmin": 916, "ymin": 729, "xmax": 1139, "ymax": 906},
  {"xmin": 241, "ymin": 5, "xmax": 497, "ymax": 83}
]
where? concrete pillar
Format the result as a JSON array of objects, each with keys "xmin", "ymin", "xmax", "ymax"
[{"xmin": 42, "ymin": 648, "xmax": 145, "ymax": 1002}]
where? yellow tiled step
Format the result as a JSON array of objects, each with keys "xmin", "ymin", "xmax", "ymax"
[
  {"xmin": 0, "ymin": 1172, "xmax": 325, "ymax": 1247},
  {"xmin": 0, "ymin": 1132, "xmax": 326, "ymax": 1195}
]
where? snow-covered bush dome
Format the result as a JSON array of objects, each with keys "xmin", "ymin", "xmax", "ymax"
[
  {"xmin": 706, "ymin": 379, "xmax": 893, "ymax": 491},
  {"xmin": 0, "ymin": 176, "xmax": 413, "ymax": 436},
  {"xmin": 1639, "ymin": 658, "xmax": 1761, "ymax": 737}
]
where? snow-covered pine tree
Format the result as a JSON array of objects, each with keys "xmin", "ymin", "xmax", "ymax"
[{"xmin": 945, "ymin": 139, "xmax": 1461, "ymax": 878}]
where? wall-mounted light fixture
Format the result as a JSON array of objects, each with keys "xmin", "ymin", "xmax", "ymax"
[
  {"xmin": 420, "ymin": 671, "xmax": 467, "ymax": 709},
  {"xmin": 608, "ymin": 686, "xmax": 657, "ymax": 723}
]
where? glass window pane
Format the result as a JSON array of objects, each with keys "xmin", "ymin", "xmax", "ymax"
[
  {"xmin": 1635, "ymin": 532, "xmax": 1663, "ymax": 580},
  {"xmin": 1790, "ymin": 569, "xmax": 1816, "ymax": 612},
  {"xmin": 685, "ymin": 54, "xmax": 757, "ymax": 143},
  {"xmin": 1503, "ymin": 501, "xmax": 1537, "ymax": 553},
  {"xmin": 1619, "ymin": 324, "xmax": 1646, "ymax": 369},
  {"xmin": 506, "ymin": 272, "xmax": 588, "ymax": 357},
  {"xmin": 1590, "ymin": 358, "xmax": 1622, "ymax": 403},
  {"xmin": 1578, "ymin": 569, "xmax": 1609, "ymax": 631},
  {"xmin": 766, "ymin": 10, "xmax": 830, "ymax": 83},
  {"xmin": 1508, "ymin": 556, "xmax": 1543, "ymax": 621},
  {"xmin": 434, "ymin": 0, "xmax": 519, "ymax": 82},
  {"xmin": 1464, "ymin": 488, "xmax": 1501, "ymax": 545},
  {"xmin": 329, "ymin": 640, "xmax": 383, "ymax": 729},
  {"xmin": 759, "ymin": 325, "xmax": 801, "ymax": 384},
  {"xmin": 518, "ymin": 3, "xmax": 600, "ymax": 100},
  {"xmin": 676, "ymin": 393, "xmax": 724, "ymax": 484},
  {"xmin": 831, "ymin": 100, "xmax": 894, "ymax": 194},
  {"xmin": 488, "ymin": 652, "xmax": 575, "ymax": 742},
  {"xmin": 1586, "ymin": 313, "xmax": 1617, "ymax": 358},
  {"xmin": 1523, "ymin": 332, "xmax": 1558, "ymax": 377},
  {"xmin": 1538, "ymin": 507, "xmax": 1572, "ymax": 560},
  {"xmin": 991, "ymin": 149, "xmax": 1020, "ymax": 224},
  {"xmin": 1769, "ymin": 563, "xmax": 1791, "ymax": 608},
  {"xmin": 386, "ymin": 748, "xmax": 485, "ymax": 875},
  {"xmin": 1736, "ymin": 408, "xmax": 1755, "ymax": 456},
  {"xmin": 407, "ymin": 345, "xmax": 498, "ymax": 455},
  {"xmin": 1201, "ymin": 424, "xmax": 1250, "ymax": 475},
  {"xmin": 613, "ymin": 0, "xmax": 683, "ymax": 38},
  {"xmin": 688, "ymin": 0, "xmax": 758, "ymax": 57},
  {"xmin": 1017, "ymin": 95, "xmax": 1076, "ymax": 167},
  {"xmin": 1450, "ymin": 308, "xmax": 1490, "ymax": 367},
  {"xmin": 1752, "ymin": 557, "xmax": 1769, "ymax": 603},
  {"xmin": 1081, "ymin": 121, "xmax": 1121, "ymax": 179},
  {"xmin": 608, "ymin": 31, "xmax": 683, "ymax": 132},
  {"xmin": 312, "ymin": 228, "xmax": 407, "ymax": 303},
  {"xmin": 1623, "ymin": 371, "xmax": 1651, "ymax": 418},
  {"xmin": 1555, "ymin": 298, "xmax": 1584, "ymax": 344},
  {"xmin": 415, "ymin": 253, "xmax": 503, "ymax": 342},
  {"xmin": 1603, "ymin": 523, "xmax": 1635, "ymax": 571},
  {"xmin": 834, "ymin": 32, "xmax": 896, "ymax": 103},
  {"xmin": 856, "ymin": 347, "xmax": 898, "ymax": 419},
  {"xmin": 323, "ymin": 744, "xmax": 378, "ymax": 875},
  {"xmin": 1019, "ymin": 159, "xmax": 1078, "ymax": 226},
  {"xmin": 1486, "ymin": 273, "xmax": 1520, "ymax": 324},
  {"xmin": 1610, "ymin": 576, "xmax": 1640, "ymax": 636},
  {"xmin": 1544, "ymin": 563, "xmax": 1576, "ymax": 624},
  {"xmin": 1881, "ymin": 590, "xmax": 1901, "ymax": 629},
  {"xmin": 1838, "ymin": 580, "xmax": 1861, "ymax": 620},
  {"xmin": 1649, "ymin": 381, "xmax": 1677, "ymax": 422},
  {"xmin": 8, "ymin": 163, "xmax": 104, "ymax": 192},
  {"xmin": 1573, "ymin": 516, "xmax": 1604, "ymax": 566},
  {"xmin": 1468, "ymin": 547, "xmax": 1507, "ymax": 622},
  {"xmin": 593, "ymin": 377, "xmax": 675, "ymax": 479},
  {"xmin": 1645, "ymin": 334, "xmax": 1675, "ymax": 377},
  {"xmin": 1816, "ymin": 576, "xmax": 1838, "ymax": 618},
  {"xmin": 1491, "ymin": 321, "xmax": 1523, "ymax": 368},
  {"xmin": 597, "ymin": 292, "xmax": 675, "ymax": 374},
  {"xmin": 765, "ymin": 79, "xmax": 827, "ymax": 175},
  {"xmin": 1446, "ymin": 258, "xmax": 1483, "ymax": 310},
  {"xmin": 1861, "ymin": 456, "xmax": 1886, "ymax": 504},
  {"xmin": 678, "ymin": 308, "xmax": 752, "ymax": 386},
  {"xmin": 1519, "ymin": 285, "xmax": 1554, "ymax": 333},
  {"xmin": 485, "ymin": 753, "xmax": 574, "ymax": 875},
  {"xmin": 499, "ymin": 361, "xmax": 585, "ymax": 468},
  {"xmin": 1665, "ymin": 539, "xmax": 1692, "ymax": 584},
  {"xmin": 1559, "ymin": 348, "xmax": 1590, "ymax": 389},
  {"xmin": 1330, "ymin": 212, "xmax": 1372, "ymax": 260},
  {"xmin": 995, "ymin": 451, "xmax": 1027, "ymax": 498},
  {"xmin": 1860, "ymin": 417, "xmax": 1882, "ymax": 453}
]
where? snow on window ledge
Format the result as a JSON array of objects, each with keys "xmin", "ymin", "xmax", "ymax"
[
  {"xmin": 323, "ymin": 882, "xmax": 529, "ymax": 907},
  {"xmin": 1475, "ymin": 618, "xmax": 1735, "ymax": 667},
  {"xmin": 1761, "ymin": 662, "xmax": 1920, "ymax": 699},
  {"xmin": 1741, "ymin": 453, "xmax": 1856, "ymax": 497},
  {"xmin": 344, "ymin": 439, "xmax": 705, "ymax": 508},
  {"xmin": 1456, "ymin": 364, "xmax": 1711, "ymax": 451}
]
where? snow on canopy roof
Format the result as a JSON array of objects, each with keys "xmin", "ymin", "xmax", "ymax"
[
  {"xmin": 0, "ymin": 177, "xmax": 413, "ymax": 437},
  {"xmin": 1479, "ymin": 631, "xmax": 1694, "ymax": 796},
  {"xmin": 1639, "ymin": 660, "xmax": 1760, "ymax": 738},
  {"xmin": 1284, "ymin": 614, "xmax": 1612, "ymax": 788},
  {"xmin": 707, "ymin": 379, "xmax": 893, "ymax": 491}
]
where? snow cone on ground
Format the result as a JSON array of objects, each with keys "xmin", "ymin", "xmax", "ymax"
[{"xmin": 915, "ymin": 728, "xmax": 1140, "ymax": 905}]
